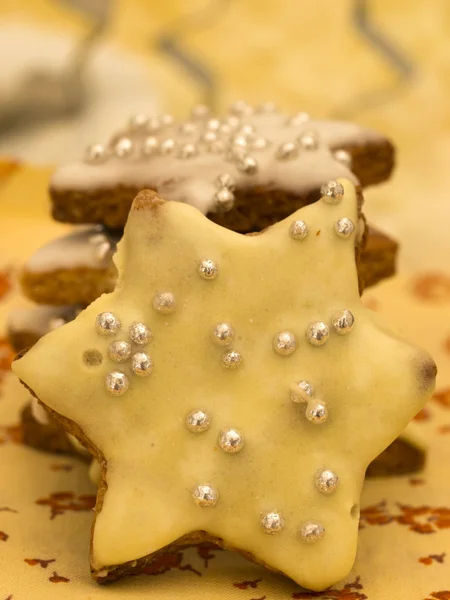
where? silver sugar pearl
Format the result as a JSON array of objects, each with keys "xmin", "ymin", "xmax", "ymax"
[
  {"xmin": 276, "ymin": 141, "xmax": 299, "ymax": 160},
  {"xmin": 221, "ymin": 350, "xmax": 242, "ymax": 369},
  {"xmin": 306, "ymin": 321, "xmax": 329, "ymax": 346},
  {"xmin": 273, "ymin": 331, "xmax": 297, "ymax": 356},
  {"xmin": 108, "ymin": 340, "xmax": 131, "ymax": 362},
  {"xmin": 186, "ymin": 410, "xmax": 211, "ymax": 433},
  {"xmin": 298, "ymin": 131, "xmax": 319, "ymax": 151},
  {"xmin": 129, "ymin": 321, "xmax": 152, "ymax": 345},
  {"xmin": 236, "ymin": 155, "xmax": 258, "ymax": 175},
  {"xmin": 252, "ymin": 137, "xmax": 271, "ymax": 150},
  {"xmin": 257, "ymin": 101, "xmax": 278, "ymax": 113},
  {"xmin": 191, "ymin": 104, "xmax": 210, "ymax": 119},
  {"xmin": 315, "ymin": 469, "xmax": 339, "ymax": 494},
  {"xmin": 128, "ymin": 114, "xmax": 149, "ymax": 130},
  {"xmin": 291, "ymin": 380, "xmax": 315, "ymax": 403},
  {"xmin": 214, "ymin": 188, "xmax": 235, "ymax": 212},
  {"xmin": 192, "ymin": 484, "xmax": 218, "ymax": 507},
  {"xmin": 85, "ymin": 143, "xmax": 107, "ymax": 164},
  {"xmin": 153, "ymin": 292, "xmax": 176, "ymax": 314},
  {"xmin": 239, "ymin": 124, "xmax": 255, "ymax": 137},
  {"xmin": 179, "ymin": 121, "xmax": 198, "ymax": 135},
  {"xmin": 105, "ymin": 371, "xmax": 129, "ymax": 396},
  {"xmin": 306, "ymin": 401, "xmax": 328, "ymax": 424},
  {"xmin": 224, "ymin": 115, "xmax": 241, "ymax": 130},
  {"xmin": 230, "ymin": 100, "xmax": 253, "ymax": 116},
  {"xmin": 201, "ymin": 130, "xmax": 218, "ymax": 145},
  {"xmin": 289, "ymin": 220, "xmax": 309, "ymax": 240},
  {"xmin": 161, "ymin": 113, "xmax": 174, "ymax": 126},
  {"xmin": 287, "ymin": 111, "xmax": 310, "ymax": 126},
  {"xmin": 95, "ymin": 312, "xmax": 121, "ymax": 335},
  {"xmin": 132, "ymin": 351, "xmax": 153, "ymax": 376},
  {"xmin": 333, "ymin": 148, "xmax": 352, "ymax": 168},
  {"xmin": 261, "ymin": 511, "xmax": 284, "ymax": 534},
  {"xmin": 216, "ymin": 173, "xmax": 236, "ymax": 190},
  {"xmin": 141, "ymin": 136, "xmax": 160, "ymax": 156},
  {"xmin": 218, "ymin": 428, "xmax": 244, "ymax": 453},
  {"xmin": 212, "ymin": 323, "xmax": 235, "ymax": 346},
  {"xmin": 206, "ymin": 118, "xmax": 221, "ymax": 131},
  {"xmin": 335, "ymin": 217, "xmax": 355, "ymax": 238},
  {"xmin": 114, "ymin": 137, "xmax": 133, "ymax": 158},
  {"xmin": 321, "ymin": 180, "xmax": 345, "ymax": 204},
  {"xmin": 178, "ymin": 142, "xmax": 198, "ymax": 159},
  {"xmin": 198, "ymin": 259, "xmax": 218, "ymax": 280},
  {"xmin": 332, "ymin": 309, "xmax": 355, "ymax": 335},
  {"xmin": 94, "ymin": 240, "xmax": 112, "ymax": 262},
  {"xmin": 299, "ymin": 521, "xmax": 325, "ymax": 543},
  {"xmin": 160, "ymin": 138, "xmax": 177, "ymax": 155},
  {"xmin": 219, "ymin": 123, "xmax": 232, "ymax": 136},
  {"xmin": 231, "ymin": 134, "xmax": 248, "ymax": 149},
  {"xmin": 48, "ymin": 317, "xmax": 66, "ymax": 330}
]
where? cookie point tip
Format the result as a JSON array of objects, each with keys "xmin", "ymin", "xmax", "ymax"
[
  {"xmin": 13, "ymin": 346, "xmax": 30, "ymax": 363},
  {"xmin": 132, "ymin": 190, "xmax": 165, "ymax": 213}
]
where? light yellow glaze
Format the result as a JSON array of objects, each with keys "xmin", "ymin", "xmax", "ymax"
[{"xmin": 13, "ymin": 180, "xmax": 435, "ymax": 591}]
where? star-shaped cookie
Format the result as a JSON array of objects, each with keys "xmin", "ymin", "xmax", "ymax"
[{"xmin": 13, "ymin": 180, "xmax": 436, "ymax": 591}]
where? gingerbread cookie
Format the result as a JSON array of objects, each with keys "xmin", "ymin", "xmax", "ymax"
[
  {"xmin": 365, "ymin": 428, "xmax": 427, "ymax": 477},
  {"xmin": 49, "ymin": 104, "xmax": 394, "ymax": 231},
  {"xmin": 21, "ymin": 398, "xmax": 75, "ymax": 455},
  {"xmin": 22, "ymin": 397, "xmax": 91, "ymax": 457},
  {"xmin": 14, "ymin": 184, "xmax": 435, "ymax": 591},
  {"xmin": 360, "ymin": 226, "xmax": 397, "ymax": 287},
  {"xmin": 7, "ymin": 305, "xmax": 81, "ymax": 352},
  {"xmin": 20, "ymin": 227, "xmax": 118, "ymax": 306},
  {"xmin": 20, "ymin": 224, "xmax": 397, "ymax": 307}
]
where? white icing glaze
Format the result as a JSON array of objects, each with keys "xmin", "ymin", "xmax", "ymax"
[
  {"xmin": 31, "ymin": 397, "xmax": 50, "ymax": 425},
  {"xmin": 13, "ymin": 181, "xmax": 435, "ymax": 591},
  {"xmin": 50, "ymin": 112, "xmax": 384, "ymax": 216},
  {"xmin": 89, "ymin": 459, "xmax": 102, "ymax": 485},
  {"xmin": 7, "ymin": 305, "xmax": 79, "ymax": 336},
  {"xmin": 67, "ymin": 434, "xmax": 90, "ymax": 457},
  {"xmin": 24, "ymin": 227, "xmax": 119, "ymax": 274}
]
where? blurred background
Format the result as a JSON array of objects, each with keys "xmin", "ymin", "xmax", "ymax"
[
  {"xmin": 0, "ymin": 0, "xmax": 448, "ymax": 270},
  {"xmin": 1, "ymin": 5, "xmax": 449, "ymax": 598}
]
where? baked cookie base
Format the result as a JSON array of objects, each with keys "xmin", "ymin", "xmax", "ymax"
[
  {"xmin": 21, "ymin": 267, "xmax": 116, "ymax": 306},
  {"xmin": 50, "ymin": 138, "xmax": 394, "ymax": 231},
  {"xmin": 21, "ymin": 403, "xmax": 76, "ymax": 455},
  {"xmin": 360, "ymin": 227, "xmax": 398, "ymax": 289},
  {"xmin": 7, "ymin": 305, "xmax": 82, "ymax": 352}
]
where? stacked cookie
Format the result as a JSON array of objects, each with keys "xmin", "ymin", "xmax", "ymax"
[
  {"xmin": 13, "ymin": 183, "xmax": 436, "ymax": 590},
  {"xmin": 9, "ymin": 102, "xmax": 401, "ymax": 463}
]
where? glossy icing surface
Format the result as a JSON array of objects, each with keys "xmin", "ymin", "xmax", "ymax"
[
  {"xmin": 50, "ymin": 110, "xmax": 383, "ymax": 216},
  {"xmin": 13, "ymin": 181, "xmax": 435, "ymax": 591},
  {"xmin": 25, "ymin": 227, "xmax": 119, "ymax": 273}
]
